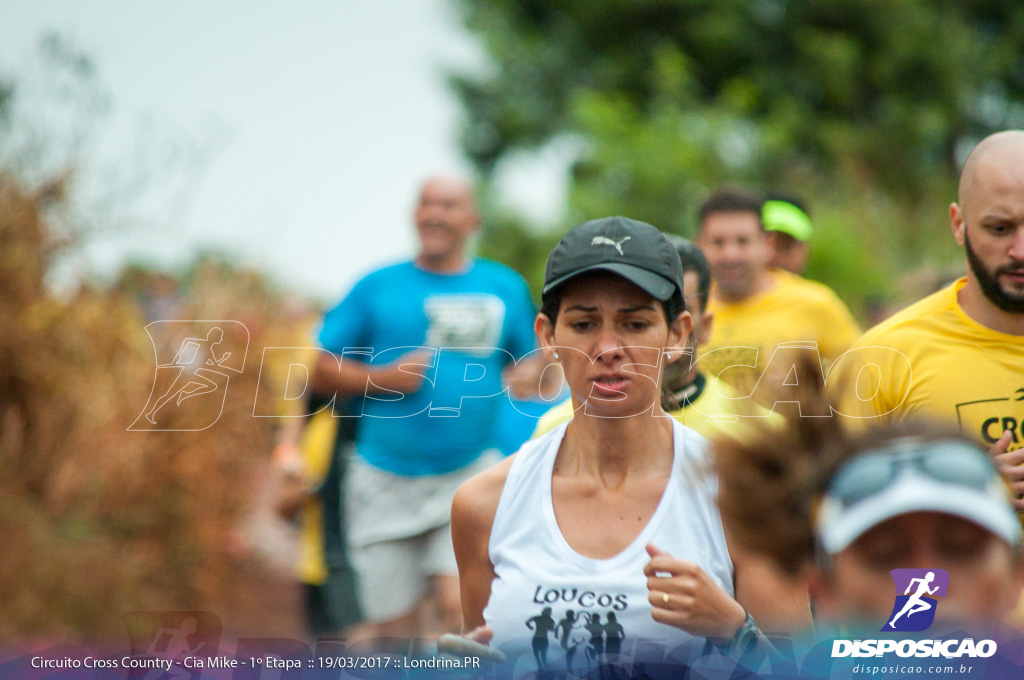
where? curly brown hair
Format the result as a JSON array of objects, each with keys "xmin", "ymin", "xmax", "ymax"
[{"xmin": 714, "ymin": 359, "xmax": 982, "ymax": 576}]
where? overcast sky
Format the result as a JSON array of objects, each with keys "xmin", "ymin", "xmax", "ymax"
[{"xmin": 0, "ymin": 1, "xmax": 567, "ymax": 300}]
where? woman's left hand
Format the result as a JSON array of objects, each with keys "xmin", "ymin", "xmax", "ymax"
[
  {"xmin": 437, "ymin": 627, "xmax": 506, "ymax": 663},
  {"xmin": 644, "ymin": 543, "xmax": 746, "ymax": 639}
]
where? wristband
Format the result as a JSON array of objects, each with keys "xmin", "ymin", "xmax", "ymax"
[{"xmin": 731, "ymin": 609, "xmax": 760, "ymax": 656}]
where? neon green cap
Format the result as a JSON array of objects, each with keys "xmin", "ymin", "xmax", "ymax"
[{"xmin": 762, "ymin": 200, "xmax": 813, "ymax": 242}]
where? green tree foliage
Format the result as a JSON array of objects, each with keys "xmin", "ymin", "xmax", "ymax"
[{"xmin": 452, "ymin": 0, "xmax": 1024, "ymax": 312}]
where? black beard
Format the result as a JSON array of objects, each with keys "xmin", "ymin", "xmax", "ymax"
[{"xmin": 964, "ymin": 231, "xmax": 1024, "ymax": 314}]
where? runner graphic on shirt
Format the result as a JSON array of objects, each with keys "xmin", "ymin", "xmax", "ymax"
[
  {"xmin": 604, "ymin": 612, "xmax": 625, "ymax": 654},
  {"xmin": 525, "ymin": 607, "xmax": 557, "ymax": 668},
  {"xmin": 528, "ymin": 606, "xmax": 628, "ymax": 669},
  {"xmin": 423, "ymin": 295, "xmax": 504, "ymax": 356},
  {"xmin": 584, "ymin": 612, "xmax": 605, "ymax": 663},
  {"xmin": 555, "ymin": 610, "xmax": 583, "ymax": 668}
]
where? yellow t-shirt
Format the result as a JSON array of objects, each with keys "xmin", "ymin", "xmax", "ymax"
[
  {"xmin": 531, "ymin": 373, "xmax": 780, "ymax": 443},
  {"xmin": 296, "ymin": 409, "xmax": 340, "ymax": 585},
  {"xmin": 700, "ymin": 270, "xmax": 861, "ymax": 397},
  {"xmin": 830, "ymin": 278, "xmax": 1024, "ymax": 451}
]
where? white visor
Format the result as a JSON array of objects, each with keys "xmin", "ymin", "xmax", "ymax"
[{"xmin": 816, "ymin": 465, "xmax": 1021, "ymax": 555}]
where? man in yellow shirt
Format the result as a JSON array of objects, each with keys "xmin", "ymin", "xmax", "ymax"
[
  {"xmin": 695, "ymin": 188, "xmax": 861, "ymax": 402},
  {"xmin": 832, "ymin": 131, "xmax": 1024, "ymax": 462},
  {"xmin": 533, "ymin": 236, "xmax": 777, "ymax": 441}
]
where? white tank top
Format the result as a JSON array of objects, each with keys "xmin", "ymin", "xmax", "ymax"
[{"xmin": 482, "ymin": 420, "xmax": 734, "ymax": 669}]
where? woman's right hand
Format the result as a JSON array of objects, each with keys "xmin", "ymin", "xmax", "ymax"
[
  {"xmin": 644, "ymin": 543, "xmax": 746, "ymax": 640},
  {"xmin": 437, "ymin": 626, "xmax": 506, "ymax": 662}
]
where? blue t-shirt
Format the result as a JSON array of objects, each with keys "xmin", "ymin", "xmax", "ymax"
[
  {"xmin": 493, "ymin": 388, "xmax": 571, "ymax": 456},
  {"xmin": 319, "ymin": 259, "xmax": 537, "ymax": 476}
]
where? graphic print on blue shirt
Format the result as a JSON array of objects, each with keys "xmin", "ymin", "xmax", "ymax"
[{"xmin": 424, "ymin": 294, "xmax": 505, "ymax": 353}]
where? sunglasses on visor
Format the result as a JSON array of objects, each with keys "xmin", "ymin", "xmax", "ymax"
[{"xmin": 826, "ymin": 439, "xmax": 1001, "ymax": 509}]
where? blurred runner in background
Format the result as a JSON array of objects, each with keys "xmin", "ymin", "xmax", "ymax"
[
  {"xmin": 273, "ymin": 391, "xmax": 363, "ymax": 639},
  {"xmin": 695, "ymin": 188, "xmax": 860, "ymax": 403},
  {"xmin": 311, "ymin": 175, "xmax": 541, "ymax": 639}
]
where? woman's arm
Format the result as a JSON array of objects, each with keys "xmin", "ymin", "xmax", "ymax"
[
  {"xmin": 450, "ymin": 456, "xmax": 515, "ymax": 631},
  {"xmin": 644, "ymin": 543, "xmax": 747, "ymax": 638},
  {"xmin": 643, "ymin": 540, "xmax": 811, "ymax": 640}
]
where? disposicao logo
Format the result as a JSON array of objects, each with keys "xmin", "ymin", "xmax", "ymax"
[
  {"xmin": 882, "ymin": 568, "xmax": 948, "ymax": 632},
  {"xmin": 129, "ymin": 320, "xmax": 249, "ymax": 432},
  {"xmin": 831, "ymin": 568, "xmax": 998, "ymax": 659}
]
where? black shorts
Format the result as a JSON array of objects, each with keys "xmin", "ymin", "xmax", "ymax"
[{"xmin": 303, "ymin": 569, "xmax": 363, "ymax": 637}]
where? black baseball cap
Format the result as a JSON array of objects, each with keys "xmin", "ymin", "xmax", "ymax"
[{"xmin": 543, "ymin": 216, "xmax": 684, "ymax": 302}]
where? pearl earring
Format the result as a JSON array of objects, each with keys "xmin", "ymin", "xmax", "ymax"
[
  {"xmin": 553, "ymin": 351, "xmax": 559, "ymax": 359},
  {"xmin": 666, "ymin": 353, "xmax": 673, "ymax": 359}
]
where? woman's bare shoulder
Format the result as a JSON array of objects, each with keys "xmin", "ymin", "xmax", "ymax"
[{"xmin": 452, "ymin": 454, "xmax": 516, "ymax": 532}]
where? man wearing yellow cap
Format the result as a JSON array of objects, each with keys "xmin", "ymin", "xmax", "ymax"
[{"xmin": 763, "ymin": 195, "xmax": 813, "ymax": 275}]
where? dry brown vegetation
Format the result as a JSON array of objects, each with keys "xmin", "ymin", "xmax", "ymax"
[{"xmin": 0, "ymin": 171, "xmax": 310, "ymax": 642}]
